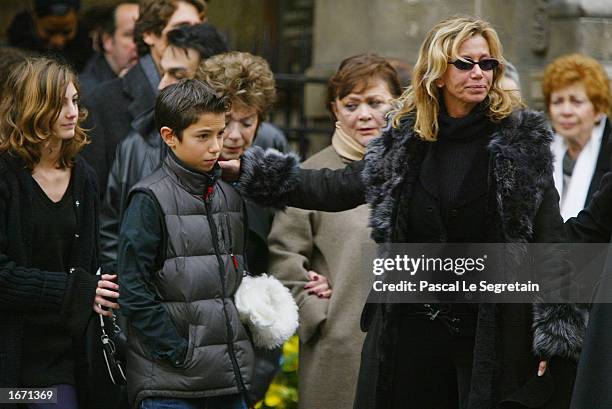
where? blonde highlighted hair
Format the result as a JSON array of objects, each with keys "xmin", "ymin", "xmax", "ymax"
[
  {"xmin": 392, "ymin": 16, "xmax": 522, "ymax": 141},
  {"xmin": 0, "ymin": 57, "xmax": 88, "ymax": 169},
  {"xmin": 196, "ymin": 51, "xmax": 276, "ymax": 120}
]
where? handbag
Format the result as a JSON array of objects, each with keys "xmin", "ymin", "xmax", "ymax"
[
  {"xmin": 99, "ymin": 309, "xmax": 127, "ymax": 385},
  {"xmin": 234, "ymin": 273, "xmax": 299, "ymax": 349}
]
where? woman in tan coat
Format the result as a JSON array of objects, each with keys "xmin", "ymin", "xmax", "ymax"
[{"xmin": 267, "ymin": 54, "xmax": 401, "ymax": 409}]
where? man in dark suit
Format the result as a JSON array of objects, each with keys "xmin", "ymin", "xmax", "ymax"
[
  {"xmin": 81, "ymin": 0, "xmax": 207, "ymax": 194},
  {"xmin": 79, "ymin": 2, "xmax": 139, "ymax": 96}
]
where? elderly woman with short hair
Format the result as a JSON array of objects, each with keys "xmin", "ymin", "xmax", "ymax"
[{"xmin": 542, "ymin": 53, "xmax": 612, "ymax": 221}]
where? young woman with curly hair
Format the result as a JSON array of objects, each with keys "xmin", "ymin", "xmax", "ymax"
[{"xmin": 0, "ymin": 57, "xmax": 119, "ymax": 409}]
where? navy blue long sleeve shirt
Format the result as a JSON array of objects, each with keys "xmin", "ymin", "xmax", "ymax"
[{"xmin": 117, "ymin": 192, "xmax": 187, "ymax": 366}]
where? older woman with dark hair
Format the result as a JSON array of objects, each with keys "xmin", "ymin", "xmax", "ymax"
[
  {"xmin": 231, "ymin": 16, "xmax": 586, "ymax": 409},
  {"xmin": 0, "ymin": 57, "xmax": 119, "ymax": 409},
  {"xmin": 542, "ymin": 53, "xmax": 612, "ymax": 221},
  {"xmin": 266, "ymin": 54, "xmax": 400, "ymax": 409}
]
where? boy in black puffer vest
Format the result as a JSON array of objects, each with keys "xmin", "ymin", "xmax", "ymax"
[{"xmin": 117, "ymin": 80, "xmax": 253, "ymax": 409}]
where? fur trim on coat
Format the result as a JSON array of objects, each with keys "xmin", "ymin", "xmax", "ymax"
[
  {"xmin": 532, "ymin": 303, "xmax": 588, "ymax": 361},
  {"xmin": 363, "ymin": 110, "xmax": 586, "ymax": 364},
  {"xmin": 239, "ymin": 147, "xmax": 301, "ymax": 209}
]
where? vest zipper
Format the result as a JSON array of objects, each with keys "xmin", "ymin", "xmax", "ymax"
[{"xmin": 203, "ymin": 194, "xmax": 251, "ymax": 406}]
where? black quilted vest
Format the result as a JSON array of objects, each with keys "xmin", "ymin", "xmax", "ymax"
[{"xmin": 125, "ymin": 153, "xmax": 253, "ymax": 407}]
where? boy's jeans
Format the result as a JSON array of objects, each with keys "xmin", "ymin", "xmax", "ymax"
[{"xmin": 140, "ymin": 394, "xmax": 247, "ymax": 409}]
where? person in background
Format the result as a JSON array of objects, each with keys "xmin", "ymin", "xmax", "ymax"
[
  {"xmin": 7, "ymin": 0, "xmax": 93, "ymax": 72},
  {"xmin": 0, "ymin": 47, "xmax": 29, "ymax": 95},
  {"xmin": 198, "ymin": 51, "xmax": 279, "ymax": 279},
  {"xmin": 81, "ymin": 0, "xmax": 206, "ymax": 194},
  {"xmin": 267, "ymin": 54, "xmax": 401, "ymax": 409},
  {"xmin": 252, "ymin": 122, "xmax": 291, "ymax": 153},
  {"xmin": 79, "ymin": 2, "xmax": 140, "ymax": 96},
  {"xmin": 100, "ymin": 22, "xmax": 227, "ymax": 267},
  {"xmin": 500, "ymin": 60, "xmax": 521, "ymax": 94},
  {"xmin": 0, "ymin": 57, "xmax": 119, "ymax": 409},
  {"xmin": 387, "ymin": 57, "xmax": 412, "ymax": 89},
  {"xmin": 197, "ymin": 51, "xmax": 284, "ymax": 403},
  {"xmin": 564, "ymin": 155, "xmax": 612, "ymax": 409},
  {"xmin": 542, "ymin": 53, "xmax": 612, "ymax": 221}
]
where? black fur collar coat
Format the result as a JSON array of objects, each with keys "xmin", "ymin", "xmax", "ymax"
[{"xmin": 359, "ymin": 110, "xmax": 586, "ymax": 409}]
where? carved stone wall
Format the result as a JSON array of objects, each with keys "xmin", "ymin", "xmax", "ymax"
[{"xmin": 307, "ymin": 0, "xmax": 612, "ymax": 113}]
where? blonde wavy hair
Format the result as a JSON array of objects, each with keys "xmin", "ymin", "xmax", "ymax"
[
  {"xmin": 0, "ymin": 57, "xmax": 88, "ymax": 169},
  {"xmin": 196, "ymin": 51, "xmax": 277, "ymax": 120},
  {"xmin": 392, "ymin": 16, "xmax": 522, "ymax": 141}
]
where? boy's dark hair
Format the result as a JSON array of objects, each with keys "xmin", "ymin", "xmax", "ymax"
[
  {"xmin": 134, "ymin": 0, "xmax": 207, "ymax": 57},
  {"xmin": 166, "ymin": 23, "xmax": 228, "ymax": 60},
  {"xmin": 155, "ymin": 79, "xmax": 227, "ymax": 140}
]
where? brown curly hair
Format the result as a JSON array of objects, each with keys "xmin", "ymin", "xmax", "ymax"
[
  {"xmin": 0, "ymin": 58, "xmax": 88, "ymax": 169},
  {"xmin": 196, "ymin": 51, "xmax": 277, "ymax": 120},
  {"xmin": 542, "ymin": 53, "xmax": 611, "ymax": 116},
  {"xmin": 135, "ymin": 0, "xmax": 208, "ymax": 57}
]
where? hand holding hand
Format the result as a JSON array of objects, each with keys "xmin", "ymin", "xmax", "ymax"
[{"xmin": 304, "ymin": 271, "xmax": 332, "ymax": 299}]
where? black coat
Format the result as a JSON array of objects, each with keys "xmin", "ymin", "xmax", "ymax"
[
  {"xmin": 100, "ymin": 110, "xmax": 163, "ymax": 266},
  {"xmin": 584, "ymin": 117, "xmax": 612, "ymax": 206},
  {"xmin": 0, "ymin": 153, "xmax": 99, "ymax": 408},
  {"xmin": 359, "ymin": 110, "xmax": 581, "ymax": 409},
  {"xmin": 81, "ymin": 56, "xmax": 158, "ymax": 194},
  {"xmin": 239, "ymin": 110, "xmax": 587, "ymax": 409},
  {"xmin": 565, "ymin": 170, "xmax": 612, "ymax": 409},
  {"xmin": 79, "ymin": 53, "xmax": 117, "ymax": 99}
]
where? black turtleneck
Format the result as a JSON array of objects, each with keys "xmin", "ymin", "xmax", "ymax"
[{"xmin": 434, "ymin": 103, "xmax": 496, "ymax": 228}]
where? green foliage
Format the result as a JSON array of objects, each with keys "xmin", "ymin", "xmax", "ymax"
[{"xmin": 256, "ymin": 335, "xmax": 299, "ymax": 409}]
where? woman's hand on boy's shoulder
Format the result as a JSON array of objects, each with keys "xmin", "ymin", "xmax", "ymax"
[{"xmin": 218, "ymin": 158, "xmax": 241, "ymax": 182}]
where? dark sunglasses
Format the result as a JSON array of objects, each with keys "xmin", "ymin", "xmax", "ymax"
[{"xmin": 449, "ymin": 58, "xmax": 499, "ymax": 71}]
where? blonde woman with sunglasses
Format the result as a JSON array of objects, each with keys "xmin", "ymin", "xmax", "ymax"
[{"xmin": 233, "ymin": 16, "xmax": 585, "ymax": 409}]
